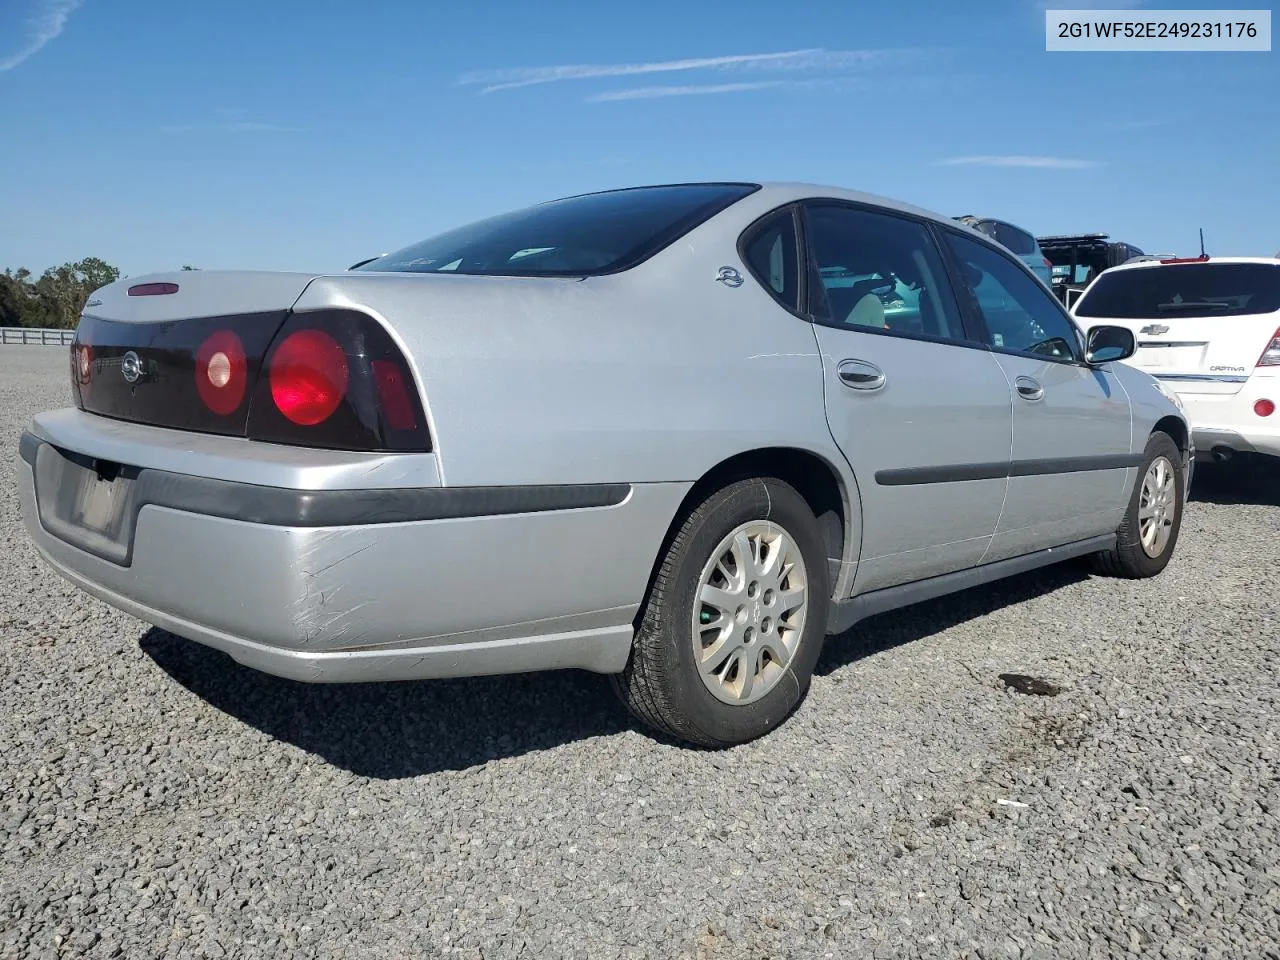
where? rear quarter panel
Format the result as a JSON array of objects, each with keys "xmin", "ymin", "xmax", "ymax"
[{"xmin": 292, "ymin": 210, "xmax": 844, "ymax": 493}]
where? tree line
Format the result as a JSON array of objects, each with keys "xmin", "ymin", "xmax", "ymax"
[{"xmin": 1, "ymin": 260, "xmax": 197, "ymax": 329}]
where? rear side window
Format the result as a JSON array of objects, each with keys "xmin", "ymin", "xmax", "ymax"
[
  {"xmin": 740, "ymin": 209, "xmax": 800, "ymax": 311},
  {"xmin": 358, "ymin": 183, "xmax": 760, "ymax": 277},
  {"xmin": 1075, "ymin": 263, "xmax": 1280, "ymax": 319},
  {"xmin": 989, "ymin": 220, "xmax": 1037, "ymax": 256}
]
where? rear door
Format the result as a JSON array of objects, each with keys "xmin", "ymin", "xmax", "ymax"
[
  {"xmin": 1072, "ymin": 260, "xmax": 1280, "ymax": 396},
  {"xmin": 938, "ymin": 227, "xmax": 1136, "ymax": 562},
  {"xmin": 797, "ymin": 201, "xmax": 1013, "ymax": 594}
]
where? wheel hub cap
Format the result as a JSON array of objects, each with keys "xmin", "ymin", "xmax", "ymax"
[
  {"xmin": 691, "ymin": 521, "xmax": 808, "ymax": 706},
  {"xmin": 1138, "ymin": 455, "xmax": 1178, "ymax": 558}
]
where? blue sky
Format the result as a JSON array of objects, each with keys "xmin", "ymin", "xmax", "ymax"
[{"xmin": 1, "ymin": 0, "xmax": 1276, "ymax": 277}]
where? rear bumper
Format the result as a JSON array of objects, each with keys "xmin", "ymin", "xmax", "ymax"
[
  {"xmin": 17, "ymin": 413, "xmax": 686, "ymax": 682},
  {"xmin": 1168, "ymin": 380, "xmax": 1280, "ymax": 459}
]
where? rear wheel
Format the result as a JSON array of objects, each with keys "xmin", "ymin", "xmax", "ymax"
[
  {"xmin": 611, "ymin": 477, "xmax": 831, "ymax": 748},
  {"xmin": 1091, "ymin": 430, "xmax": 1184, "ymax": 578}
]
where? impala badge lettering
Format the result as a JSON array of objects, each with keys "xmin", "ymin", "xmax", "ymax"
[
  {"xmin": 120, "ymin": 350, "xmax": 142, "ymax": 384},
  {"xmin": 1140, "ymin": 324, "xmax": 1170, "ymax": 335},
  {"xmin": 715, "ymin": 266, "xmax": 744, "ymax": 288}
]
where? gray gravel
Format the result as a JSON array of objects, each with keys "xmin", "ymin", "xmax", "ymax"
[{"xmin": 2, "ymin": 342, "xmax": 1278, "ymax": 959}]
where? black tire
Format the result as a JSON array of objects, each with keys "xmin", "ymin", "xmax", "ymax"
[
  {"xmin": 610, "ymin": 476, "xmax": 832, "ymax": 748},
  {"xmin": 1091, "ymin": 430, "xmax": 1185, "ymax": 578}
]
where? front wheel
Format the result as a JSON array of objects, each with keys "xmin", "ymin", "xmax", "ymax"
[
  {"xmin": 611, "ymin": 477, "xmax": 831, "ymax": 748},
  {"xmin": 1091, "ymin": 430, "xmax": 1185, "ymax": 578}
]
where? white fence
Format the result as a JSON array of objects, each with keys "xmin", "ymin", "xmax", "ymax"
[{"xmin": 0, "ymin": 327, "xmax": 75, "ymax": 346}]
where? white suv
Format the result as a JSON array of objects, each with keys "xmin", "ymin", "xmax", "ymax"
[{"xmin": 1072, "ymin": 255, "xmax": 1280, "ymax": 464}]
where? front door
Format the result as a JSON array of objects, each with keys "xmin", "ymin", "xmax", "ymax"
[
  {"xmin": 800, "ymin": 202, "xmax": 1014, "ymax": 594},
  {"xmin": 939, "ymin": 228, "xmax": 1136, "ymax": 563}
]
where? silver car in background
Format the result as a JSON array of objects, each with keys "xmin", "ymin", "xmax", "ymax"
[{"xmin": 16, "ymin": 181, "xmax": 1191, "ymax": 747}]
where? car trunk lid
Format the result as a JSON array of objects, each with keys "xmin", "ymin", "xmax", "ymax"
[{"xmin": 73, "ymin": 270, "xmax": 323, "ymax": 436}]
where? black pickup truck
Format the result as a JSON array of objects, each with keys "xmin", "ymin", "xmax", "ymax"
[{"xmin": 1035, "ymin": 232, "xmax": 1146, "ymax": 307}]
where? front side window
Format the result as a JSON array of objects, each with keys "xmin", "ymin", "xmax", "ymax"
[
  {"xmin": 802, "ymin": 204, "xmax": 966, "ymax": 342},
  {"xmin": 356, "ymin": 183, "xmax": 760, "ymax": 277},
  {"xmin": 1075, "ymin": 262, "xmax": 1280, "ymax": 319},
  {"xmin": 740, "ymin": 209, "xmax": 800, "ymax": 311},
  {"xmin": 943, "ymin": 231, "xmax": 1080, "ymax": 361}
]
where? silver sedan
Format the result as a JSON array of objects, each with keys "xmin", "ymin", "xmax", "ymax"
[{"xmin": 16, "ymin": 181, "xmax": 1192, "ymax": 747}]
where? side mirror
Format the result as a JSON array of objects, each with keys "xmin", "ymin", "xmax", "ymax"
[{"xmin": 1085, "ymin": 324, "xmax": 1136, "ymax": 364}]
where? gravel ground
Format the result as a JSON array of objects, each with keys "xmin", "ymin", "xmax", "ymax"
[{"xmin": 1, "ymin": 343, "xmax": 1277, "ymax": 959}]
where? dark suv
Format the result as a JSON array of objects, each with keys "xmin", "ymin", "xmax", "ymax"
[{"xmin": 1036, "ymin": 232, "xmax": 1146, "ymax": 306}]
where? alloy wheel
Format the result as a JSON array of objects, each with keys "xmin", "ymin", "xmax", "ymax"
[
  {"xmin": 691, "ymin": 521, "xmax": 809, "ymax": 706},
  {"xmin": 1138, "ymin": 455, "xmax": 1178, "ymax": 558}
]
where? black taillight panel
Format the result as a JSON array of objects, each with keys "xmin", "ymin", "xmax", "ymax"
[
  {"xmin": 245, "ymin": 308, "xmax": 432, "ymax": 453},
  {"xmin": 70, "ymin": 311, "xmax": 291, "ymax": 436}
]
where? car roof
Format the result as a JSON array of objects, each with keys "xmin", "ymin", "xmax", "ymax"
[
  {"xmin": 563, "ymin": 181, "xmax": 977, "ymax": 235},
  {"xmin": 752, "ymin": 180, "xmax": 963, "ymax": 223},
  {"xmin": 1103, "ymin": 254, "xmax": 1280, "ymax": 275}
]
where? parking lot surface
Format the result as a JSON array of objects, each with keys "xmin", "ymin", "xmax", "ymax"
[{"xmin": 2, "ymin": 344, "xmax": 1277, "ymax": 959}]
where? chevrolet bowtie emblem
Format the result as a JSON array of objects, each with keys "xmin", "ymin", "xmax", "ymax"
[
  {"xmin": 121, "ymin": 350, "xmax": 142, "ymax": 383},
  {"xmin": 1140, "ymin": 324, "xmax": 1170, "ymax": 335}
]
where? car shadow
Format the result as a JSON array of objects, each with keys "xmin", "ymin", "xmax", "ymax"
[
  {"xmin": 138, "ymin": 628, "xmax": 631, "ymax": 779},
  {"xmin": 140, "ymin": 562, "xmax": 1097, "ymax": 774},
  {"xmin": 1188, "ymin": 456, "xmax": 1280, "ymax": 507},
  {"xmin": 814, "ymin": 561, "xmax": 1091, "ymax": 677}
]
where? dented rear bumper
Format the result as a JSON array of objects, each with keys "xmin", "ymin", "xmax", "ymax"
[{"xmin": 15, "ymin": 413, "xmax": 682, "ymax": 682}]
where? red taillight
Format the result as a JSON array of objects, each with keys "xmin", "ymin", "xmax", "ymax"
[
  {"xmin": 1256, "ymin": 399, "xmax": 1276, "ymax": 418},
  {"xmin": 269, "ymin": 329, "xmax": 350, "ymax": 426},
  {"xmin": 246, "ymin": 310, "xmax": 431, "ymax": 452},
  {"xmin": 1159, "ymin": 255, "xmax": 1210, "ymax": 264},
  {"xmin": 194, "ymin": 329, "xmax": 248, "ymax": 416},
  {"xmin": 1257, "ymin": 328, "xmax": 1280, "ymax": 367},
  {"xmin": 371, "ymin": 359, "xmax": 418, "ymax": 431},
  {"xmin": 76, "ymin": 343, "xmax": 92, "ymax": 383},
  {"xmin": 128, "ymin": 282, "xmax": 179, "ymax": 296}
]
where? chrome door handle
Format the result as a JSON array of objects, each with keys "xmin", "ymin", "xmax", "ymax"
[
  {"xmin": 837, "ymin": 359, "xmax": 886, "ymax": 391},
  {"xmin": 1015, "ymin": 376, "xmax": 1044, "ymax": 401}
]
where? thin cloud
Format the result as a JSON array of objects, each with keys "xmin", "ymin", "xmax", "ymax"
[
  {"xmin": 514, "ymin": 156, "xmax": 636, "ymax": 174},
  {"xmin": 589, "ymin": 81, "xmax": 787, "ymax": 102},
  {"xmin": 0, "ymin": 0, "xmax": 83, "ymax": 71},
  {"xmin": 937, "ymin": 155, "xmax": 1106, "ymax": 169},
  {"xmin": 1105, "ymin": 117, "xmax": 1172, "ymax": 131},
  {"xmin": 459, "ymin": 48, "xmax": 905, "ymax": 94},
  {"xmin": 1034, "ymin": 0, "xmax": 1145, "ymax": 8},
  {"xmin": 162, "ymin": 121, "xmax": 304, "ymax": 134}
]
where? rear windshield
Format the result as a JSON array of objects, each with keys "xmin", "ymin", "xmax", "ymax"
[
  {"xmin": 1075, "ymin": 262, "xmax": 1280, "ymax": 319},
  {"xmin": 355, "ymin": 183, "xmax": 759, "ymax": 277}
]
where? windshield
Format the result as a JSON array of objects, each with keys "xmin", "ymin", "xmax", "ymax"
[
  {"xmin": 1075, "ymin": 262, "xmax": 1280, "ymax": 319},
  {"xmin": 354, "ymin": 183, "xmax": 759, "ymax": 277}
]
